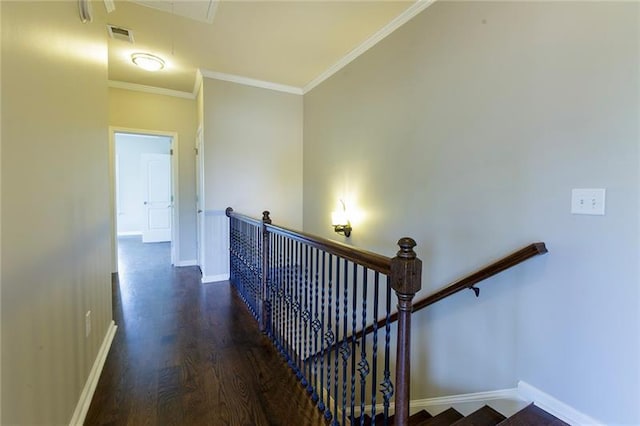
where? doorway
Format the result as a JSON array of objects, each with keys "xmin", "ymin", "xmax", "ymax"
[{"xmin": 109, "ymin": 127, "xmax": 179, "ymax": 273}]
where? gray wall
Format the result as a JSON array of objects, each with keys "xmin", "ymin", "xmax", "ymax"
[
  {"xmin": 203, "ymin": 78, "xmax": 303, "ymax": 227},
  {"xmin": 303, "ymin": 2, "xmax": 639, "ymax": 424},
  {"xmin": 1, "ymin": 1, "xmax": 112, "ymax": 423},
  {"xmin": 109, "ymin": 88, "xmax": 198, "ymax": 264}
]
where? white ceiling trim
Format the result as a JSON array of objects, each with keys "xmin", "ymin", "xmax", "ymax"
[
  {"xmin": 200, "ymin": 70, "xmax": 303, "ymax": 95},
  {"xmin": 206, "ymin": 1, "xmax": 220, "ymax": 24},
  {"xmin": 302, "ymin": 0, "xmax": 437, "ymax": 94},
  {"xmin": 192, "ymin": 69, "xmax": 204, "ymax": 97},
  {"xmin": 109, "ymin": 80, "xmax": 196, "ymax": 100}
]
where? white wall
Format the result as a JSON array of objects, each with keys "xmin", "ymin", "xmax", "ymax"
[
  {"xmin": 116, "ymin": 134, "xmax": 171, "ymax": 234},
  {"xmin": 303, "ymin": 2, "xmax": 639, "ymax": 424},
  {"xmin": 1, "ymin": 1, "xmax": 112, "ymax": 423}
]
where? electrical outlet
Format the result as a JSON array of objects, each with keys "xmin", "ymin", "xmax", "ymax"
[
  {"xmin": 85, "ymin": 310, "xmax": 91, "ymax": 338},
  {"xmin": 571, "ymin": 188, "xmax": 606, "ymax": 215}
]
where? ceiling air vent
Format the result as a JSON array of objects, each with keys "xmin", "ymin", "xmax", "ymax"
[{"xmin": 107, "ymin": 25, "xmax": 134, "ymax": 43}]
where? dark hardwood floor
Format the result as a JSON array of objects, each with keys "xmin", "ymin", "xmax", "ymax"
[{"xmin": 85, "ymin": 236, "xmax": 326, "ymax": 426}]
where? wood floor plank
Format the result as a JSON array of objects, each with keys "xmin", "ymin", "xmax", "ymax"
[{"xmin": 85, "ymin": 236, "xmax": 326, "ymax": 425}]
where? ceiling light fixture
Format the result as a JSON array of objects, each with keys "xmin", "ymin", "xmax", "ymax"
[{"xmin": 131, "ymin": 52, "xmax": 165, "ymax": 72}]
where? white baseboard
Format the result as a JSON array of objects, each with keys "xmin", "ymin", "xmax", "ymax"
[
  {"xmin": 517, "ymin": 381, "xmax": 602, "ymax": 425},
  {"xmin": 69, "ymin": 321, "xmax": 117, "ymax": 426},
  {"xmin": 175, "ymin": 259, "xmax": 198, "ymax": 267},
  {"xmin": 116, "ymin": 231, "xmax": 142, "ymax": 236},
  {"xmin": 201, "ymin": 273, "xmax": 229, "ymax": 283}
]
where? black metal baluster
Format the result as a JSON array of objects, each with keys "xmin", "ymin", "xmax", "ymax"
[
  {"xmin": 311, "ymin": 247, "xmax": 320, "ymax": 401},
  {"xmin": 350, "ymin": 263, "xmax": 358, "ymax": 423},
  {"xmin": 285, "ymin": 237, "xmax": 293, "ymax": 368},
  {"xmin": 318, "ymin": 251, "xmax": 327, "ymax": 413},
  {"xmin": 277, "ymin": 234, "xmax": 284, "ymax": 354},
  {"xmin": 358, "ymin": 269, "xmax": 369, "ymax": 425},
  {"xmin": 332, "ymin": 258, "xmax": 340, "ymax": 426},
  {"xmin": 341, "ymin": 259, "xmax": 350, "ymax": 426},
  {"xmin": 370, "ymin": 272, "xmax": 380, "ymax": 423},
  {"xmin": 381, "ymin": 277, "xmax": 393, "ymax": 426},
  {"xmin": 323, "ymin": 254, "xmax": 333, "ymax": 421},
  {"xmin": 266, "ymin": 232, "xmax": 273, "ymax": 338},
  {"xmin": 295, "ymin": 240, "xmax": 302, "ymax": 380},
  {"xmin": 301, "ymin": 244, "xmax": 310, "ymax": 389}
]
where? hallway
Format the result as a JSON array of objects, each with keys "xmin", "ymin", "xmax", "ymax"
[{"xmin": 85, "ymin": 237, "xmax": 325, "ymax": 425}]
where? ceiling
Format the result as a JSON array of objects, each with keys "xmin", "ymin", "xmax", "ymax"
[{"xmin": 105, "ymin": 0, "xmax": 422, "ymax": 94}]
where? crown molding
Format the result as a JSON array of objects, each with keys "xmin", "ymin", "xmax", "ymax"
[
  {"xmin": 200, "ymin": 70, "xmax": 303, "ymax": 95},
  {"xmin": 108, "ymin": 80, "xmax": 196, "ymax": 100},
  {"xmin": 302, "ymin": 0, "xmax": 437, "ymax": 94},
  {"xmin": 192, "ymin": 69, "xmax": 203, "ymax": 97}
]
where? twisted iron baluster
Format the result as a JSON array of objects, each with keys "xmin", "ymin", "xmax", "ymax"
[
  {"xmin": 277, "ymin": 234, "xmax": 285, "ymax": 356},
  {"xmin": 285, "ymin": 238, "xmax": 293, "ymax": 368},
  {"xmin": 301, "ymin": 244, "xmax": 310, "ymax": 388},
  {"xmin": 311, "ymin": 247, "xmax": 320, "ymax": 401},
  {"xmin": 323, "ymin": 255, "xmax": 334, "ymax": 421},
  {"xmin": 295, "ymin": 240, "xmax": 302, "ymax": 380},
  {"xmin": 331, "ymin": 258, "xmax": 340, "ymax": 426},
  {"xmin": 381, "ymin": 278, "xmax": 393, "ymax": 426},
  {"xmin": 303, "ymin": 244, "xmax": 313, "ymax": 394},
  {"xmin": 350, "ymin": 263, "xmax": 358, "ymax": 423},
  {"xmin": 266, "ymin": 232, "xmax": 273, "ymax": 338},
  {"xmin": 340, "ymin": 259, "xmax": 350, "ymax": 426},
  {"xmin": 318, "ymin": 251, "xmax": 327, "ymax": 413},
  {"xmin": 358, "ymin": 269, "xmax": 370, "ymax": 425},
  {"xmin": 370, "ymin": 272, "xmax": 380, "ymax": 423}
]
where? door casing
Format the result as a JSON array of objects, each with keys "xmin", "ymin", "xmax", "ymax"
[{"xmin": 109, "ymin": 126, "xmax": 180, "ymax": 272}]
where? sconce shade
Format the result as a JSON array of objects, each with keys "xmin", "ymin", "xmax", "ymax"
[
  {"xmin": 331, "ymin": 200, "xmax": 352, "ymax": 237},
  {"xmin": 331, "ymin": 210, "xmax": 348, "ymax": 226}
]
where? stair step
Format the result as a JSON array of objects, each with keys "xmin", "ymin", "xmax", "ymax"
[
  {"xmin": 498, "ymin": 404, "xmax": 569, "ymax": 426},
  {"xmin": 420, "ymin": 408, "xmax": 464, "ymax": 426},
  {"xmin": 451, "ymin": 405, "xmax": 506, "ymax": 426},
  {"xmin": 355, "ymin": 409, "xmax": 433, "ymax": 426},
  {"xmin": 410, "ymin": 410, "xmax": 434, "ymax": 425}
]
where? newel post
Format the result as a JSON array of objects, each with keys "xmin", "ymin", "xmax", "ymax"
[
  {"xmin": 260, "ymin": 210, "xmax": 272, "ymax": 333},
  {"xmin": 390, "ymin": 237, "xmax": 422, "ymax": 426}
]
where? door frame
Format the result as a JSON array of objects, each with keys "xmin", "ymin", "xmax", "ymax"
[
  {"xmin": 195, "ymin": 125, "xmax": 205, "ymax": 271},
  {"xmin": 109, "ymin": 126, "xmax": 180, "ymax": 273}
]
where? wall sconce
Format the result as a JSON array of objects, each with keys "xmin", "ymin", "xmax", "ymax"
[{"xmin": 331, "ymin": 200, "xmax": 352, "ymax": 237}]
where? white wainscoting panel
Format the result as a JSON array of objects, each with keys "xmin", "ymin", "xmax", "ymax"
[{"xmin": 201, "ymin": 210, "xmax": 230, "ymax": 283}]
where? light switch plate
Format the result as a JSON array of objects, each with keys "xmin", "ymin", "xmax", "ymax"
[{"xmin": 571, "ymin": 188, "xmax": 606, "ymax": 215}]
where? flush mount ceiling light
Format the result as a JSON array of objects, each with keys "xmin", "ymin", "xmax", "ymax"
[{"xmin": 131, "ymin": 52, "xmax": 165, "ymax": 71}]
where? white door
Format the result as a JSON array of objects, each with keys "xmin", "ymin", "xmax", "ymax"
[
  {"xmin": 141, "ymin": 153, "xmax": 172, "ymax": 243},
  {"xmin": 195, "ymin": 129, "xmax": 206, "ymax": 268}
]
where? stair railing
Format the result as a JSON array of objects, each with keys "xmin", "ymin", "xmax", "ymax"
[
  {"xmin": 226, "ymin": 207, "xmax": 421, "ymax": 426},
  {"xmin": 342, "ymin": 242, "xmax": 548, "ymax": 345}
]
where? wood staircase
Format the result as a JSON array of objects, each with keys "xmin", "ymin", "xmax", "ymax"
[{"xmin": 358, "ymin": 403, "xmax": 568, "ymax": 426}]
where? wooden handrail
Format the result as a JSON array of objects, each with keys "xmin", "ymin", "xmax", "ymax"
[
  {"xmin": 335, "ymin": 242, "xmax": 548, "ymax": 345},
  {"xmin": 226, "ymin": 207, "xmax": 392, "ymax": 274},
  {"xmin": 226, "ymin": 207, "xmax": 263, "ymax": 226},
  {"xmin": 265, "ymin": 222, "xmax": 392, "ymax": 275}
]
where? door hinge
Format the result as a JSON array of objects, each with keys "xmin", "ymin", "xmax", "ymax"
[
  {"xmin": 195, "ymin": 148, "xmax": 199, "ymax": 155},
  {"xmin": 170, "ymin": 149, "xmax": 174, "ymax": 155}
]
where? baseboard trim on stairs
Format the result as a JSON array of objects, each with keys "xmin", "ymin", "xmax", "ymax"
[
  {"xmin": 202, "ymin": 273, "xmax": 229, "ymax": 284},
  {"xmin": 69, "ymin": 321, "xmax": 117, "ymax": 426},
  {"xmin": 517, "ymin": 381, "xmax": 603, "ymax": 425},
  {"xmin": 352, "ymin": 382, "xmax": 600, "ymax": 424},
  {"xmin": 413, "ymin": 388, "xmax": 520, "ymax": 409},
  {"xmin": 352, "ymin": 387, "xmax": 519, "ymax": 418}
]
